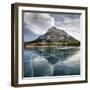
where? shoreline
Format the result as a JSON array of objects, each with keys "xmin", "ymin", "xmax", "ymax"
[{"xmin": 25, "ymin": 45, "xmax": 80, "ymax": 49}]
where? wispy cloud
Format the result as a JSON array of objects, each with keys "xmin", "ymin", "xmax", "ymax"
[
  {"xmin": 24, "ymin": 13, "xmax": 54, "ymax": 35},
  {"xmin": 50, "ymin": 13, "xmax": 81, "ymax": 41}
]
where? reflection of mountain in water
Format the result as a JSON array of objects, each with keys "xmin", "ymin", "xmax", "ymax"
[
  {"xmin": 34, "ymin": 47, "xmax": 79, "ymax": 64},
  {"xmin": 24, "ymin": 47, "xmax": 80, "ymax": 77}
]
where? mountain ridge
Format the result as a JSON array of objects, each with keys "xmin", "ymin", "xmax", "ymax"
[{"xmin": 24, "ymin": 26, "xmax": 80, "ymax": 47}]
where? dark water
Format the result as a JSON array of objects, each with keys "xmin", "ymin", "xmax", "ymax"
[{"xmin": 23, "ymin": 47, "xmax": 80, "ymax": 77}]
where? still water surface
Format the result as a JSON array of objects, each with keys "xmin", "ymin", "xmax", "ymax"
[{"xmin": 23, "ymin": 47, "xmax": 80, "ymax": 77}]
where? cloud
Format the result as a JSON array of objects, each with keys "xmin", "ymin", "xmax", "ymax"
[
  {"xmin": 50, "ymin": 13, "xmax": 81, "ymax": 41},
  {"xmin": 24, "ymin": 12, "xmax": 81, "ymax": 41},
  {"xmin": 24, "ymin": 26, "xmax": 39, "ymax": 42},
  {"xmin": 24, "ymin": 13, "xmax": 55, "ymax": 35}
]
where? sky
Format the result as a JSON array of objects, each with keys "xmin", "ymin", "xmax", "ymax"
[{"xmin": 23, "ymin": 11, "xmax": 81, "ymax": 42}]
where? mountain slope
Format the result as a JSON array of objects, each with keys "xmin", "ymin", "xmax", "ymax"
[{"xmin": 25, "ymin": 26, "xmax": 80, "ymax": 47}]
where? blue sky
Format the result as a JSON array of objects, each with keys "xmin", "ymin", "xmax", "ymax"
[{"xmin": 23, "ymin": 12, "xmax": 81, "ymax": 42}]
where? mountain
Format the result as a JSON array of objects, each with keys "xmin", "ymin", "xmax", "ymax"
[{"xmin": 25, "ymin": 26, "xmax": 80, "ymax": 47}]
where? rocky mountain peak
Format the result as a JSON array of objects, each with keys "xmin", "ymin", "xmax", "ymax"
[
  {"xmin": 25, "ymin": 26, "xmax": 80, "ymax": 46},
  {"xmin": 48, "ymin": 26, "xmax": 62, "ymax": 32}
]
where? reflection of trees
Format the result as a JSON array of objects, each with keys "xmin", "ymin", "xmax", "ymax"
[{"xmin": 32, "ymin": 47, "xmax": 80, "ymax": 65}]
